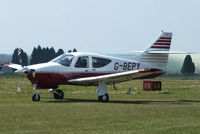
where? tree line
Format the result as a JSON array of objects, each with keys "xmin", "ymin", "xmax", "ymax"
[{"xmin": 12, "ymin": 45, "xmax": 77, "ymax": 66}]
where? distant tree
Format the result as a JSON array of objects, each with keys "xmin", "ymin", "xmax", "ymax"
[
  {"xmin": 12, "ymin": 48, "xmax": 20, "ymax": 64},
  {"xmin": 181, "ymin": 55, "xmax": 195, "ymax": 75},
  {"xmin": 20, "ymin": 49, "xmax": 28, "ymax": 66},
  {"xmin": 49, "ymin": 47, "xmax": 56, "ymax": 60},
  {"xmin": 30, "ymin": 47, "xmax": 37, "ymax": 65},
  {"xmin": 42, "ymin": 47, "xmax": 48, "ymax": 63},
  {"xmin": 11, "ymin": 48, "xmax": 28, "ymax": 69},
  {"xmin": 43, "ymin": 47, "xmax": 50, "ymax": 62},
  {"xmin": 68, "ymin": 50, "xmax": 72, "ymax": 53},
  {"xmin": 37, "ymin": 45, "xmax": 42, "ymax": 63},
  {"xmin": 56, "ymin": 49, "xmax": 64, "ymax": 57},
  {"xmin": 73, "ymin": 48, "xmax": 77, "ymax": 52}
]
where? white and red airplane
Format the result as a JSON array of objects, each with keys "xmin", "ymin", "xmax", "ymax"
[{"xmin": 6, "ymin": 31, "xmax": 174, "ymax": 102}]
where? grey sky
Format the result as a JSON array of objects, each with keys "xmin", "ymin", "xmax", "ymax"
[{"xmin": 0, "ymin": 0, "xmax": 200, "ymax": 54}]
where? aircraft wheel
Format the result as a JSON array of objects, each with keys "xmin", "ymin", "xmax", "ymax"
[
  {"xmin": 32, "ymin": 92, "xmax": 40, "ymax": 101},
  {"xmin": 53, "ymin": 89, "xmax": 64, "ymax": 99},
  {"xmin": 98, "ymin": 93, "xmax": 109, "ymax": 102}
]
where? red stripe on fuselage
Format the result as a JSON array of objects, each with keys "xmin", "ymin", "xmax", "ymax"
[{"xmin": 27, "ymin": 72, "xmax": 112, "ymax": 89}]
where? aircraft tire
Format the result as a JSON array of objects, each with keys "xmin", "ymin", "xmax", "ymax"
[
  {"xmin": 53, "ymin": 89, "xmax": 64, "ymax": 99},
  {"xmin": 98, "ymin": 93, "xmax": 109, "ymax": 102},
  {"xmin": 32, "ymin": 93, "xmax": 40, "ymax": 101}
]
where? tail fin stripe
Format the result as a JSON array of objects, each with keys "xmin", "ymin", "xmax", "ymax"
[
  {"xmin": 151, "ymin": 46, "xmax": 170, "ymax": 49},
  {"xmin": 156, "ymin": 40, "xmax": 171, "ymax": 42},
  {"xmin": 159, "ymin": 37, "xmax": 171, "ymax": 39},
  {"xmin": 154, "ymin": 43, "xmax": 170, "ymax": 45}
]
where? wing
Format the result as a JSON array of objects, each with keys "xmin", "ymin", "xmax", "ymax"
[
  {"xmin": 68, "ymin": 68, "xmax": 165, "ymax": 86},
  {"xmin": 4, "ymin": 63, "xmax": 22, "ymax": 70}
]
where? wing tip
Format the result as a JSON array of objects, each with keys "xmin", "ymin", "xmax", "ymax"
[{"xmin": 4, "ymin": 63, "xmax": 11, "ymax": 67}]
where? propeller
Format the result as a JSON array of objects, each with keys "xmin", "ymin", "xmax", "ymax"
[
  {"xmin": 15, "ymin": 65, "xmax": 36, "ymax": 93},
  {"xmin": 4, "ymin": 49, "xmax": 35, "ymax": 93},
  {"xmin": 16, "ymin": 49, "xmax": 24, "ymax": 93}
]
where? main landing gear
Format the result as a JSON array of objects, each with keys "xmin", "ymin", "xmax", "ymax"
[
  {"xmin": 98, "ymin": 93, "xmax": 109, "ymax": 102},
  {"xmin": 52, "ymin": 89, "xmax": 64, "ymax": 99},
  {"xmin": 95, "ymin": 81, "xmax": 109, "ymax": 102},
  {"xmin": 48, "ymin": 89, "xmax": 64, "ymax": 99}
]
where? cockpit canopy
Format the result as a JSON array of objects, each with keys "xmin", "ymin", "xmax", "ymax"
[
  {"xmin": 50, "ymin": 54, "xmax": 74, "ymax": 67},
  {"xmin": 50, "ymin": 53, "xmax": 112, "ymax": 68}
]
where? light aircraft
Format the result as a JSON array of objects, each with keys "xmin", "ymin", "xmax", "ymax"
[{"xmin": 6, "ymin": 31, "xmax": 174, "ymax": 102}]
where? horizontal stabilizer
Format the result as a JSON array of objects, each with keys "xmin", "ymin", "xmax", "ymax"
[
  {"xmin": 132, "ymin": 51, "xmax": 143, "ymax": 53},
  {"xmin": 147, "ymin": 51, "xmax": 192, "ymax": 54}
]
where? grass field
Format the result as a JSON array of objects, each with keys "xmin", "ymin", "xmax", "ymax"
[{"xmin": 0, "ymin": 76, "xmax": 200, "ymax": 134}]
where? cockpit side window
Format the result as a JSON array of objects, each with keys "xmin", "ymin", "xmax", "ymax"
[
  {"xmin": 92, "ymin": 57, "xmax": 111, "ymax": 68},
  {"xmin": 50, "ymin": 54, "xmax": 74, "ymax": 67},
  {"xmin": 75, "ymin": 56, "xmax": 89, "ymax": 68}
]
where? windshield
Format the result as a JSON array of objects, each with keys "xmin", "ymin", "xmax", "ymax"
[{"xmin": 50, "ymin": 54, "xmax": 74, "ymax": 67}]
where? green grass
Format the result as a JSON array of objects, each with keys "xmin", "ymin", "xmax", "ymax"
[{"xmin": 0, "ymin": 76, "xmax": 200, "ymax": 134}]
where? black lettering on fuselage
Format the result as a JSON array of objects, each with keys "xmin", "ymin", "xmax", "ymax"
[
  {"xmin": 123, "ymin": 63, "xmax": 127, "ymax": 70},
  {"xmin": 114, "ymin": 62, "xmax": 119, "ymax": 70},
  {"xmin": 132, "ymin": 63, "xmax": 136, "ymax": 70},
  {"xmin": 114, "ymin": 62, "xmax": 141, "ymax": 71},
  {"xmin": 128, "ymin": 62, "xmax": 132, "ymax": 70},
  {"xmin": 137, "ymin": 63, "xmax": 140, "ymax": 70}
]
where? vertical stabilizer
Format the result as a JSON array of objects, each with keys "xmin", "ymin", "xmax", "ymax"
[{"xmin": 134, "ymin": 32, "xmax": 173, "ymax": 70}]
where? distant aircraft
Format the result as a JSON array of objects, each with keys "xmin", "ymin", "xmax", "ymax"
[{"xmin": 6, "ymin": 31, "xmax": 175, "ymax": 102}]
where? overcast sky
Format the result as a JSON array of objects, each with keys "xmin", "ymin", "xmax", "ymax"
[{"xmin": 0, "ymin": 0, "xmax": 200, "ymax": 54}]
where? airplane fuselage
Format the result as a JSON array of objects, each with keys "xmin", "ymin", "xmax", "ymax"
[{"xmin": 24, "ymin": 52, "xmax": 154, "ymax": 89}]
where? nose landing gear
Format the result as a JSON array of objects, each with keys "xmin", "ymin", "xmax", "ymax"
[
  {"xmin": 32, "ymin": 86, "xmax": 40, "ymax": 101},
  {"xmin": 32, "ymin": 92, "xmax": 40, "ymax": 101}
]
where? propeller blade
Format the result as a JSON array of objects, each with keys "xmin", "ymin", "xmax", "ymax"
[
  {"xmin": 17, "ymin": 76, "xmax": 23, "ymax": 93},
  {"xmin": 17, "ymin": 85, "xmax": 21, "ymax": 93}
]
